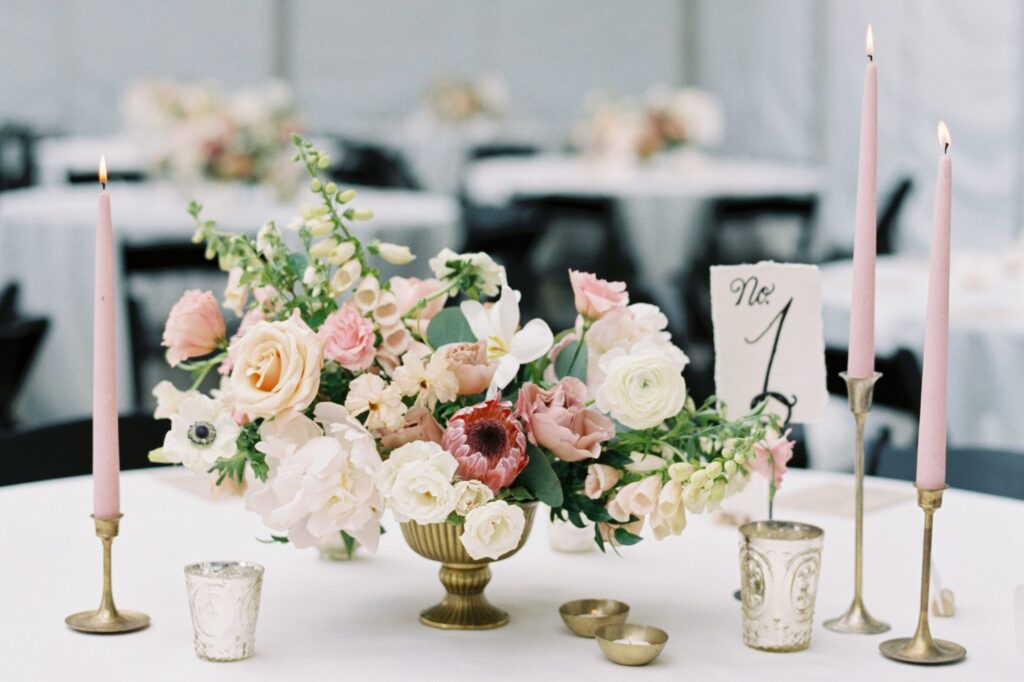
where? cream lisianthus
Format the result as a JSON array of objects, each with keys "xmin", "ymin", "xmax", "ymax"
[
  {"xmin": 460, "ymin": 500, "xmax": 526, "ymax": 560},
  {"xmin": 228, "ymin": 311, "xmax": 323, "ymax": 419},
  {"xmin": 377, "ymin": 440, "xmax": 459, "ymax": 524},
  {"xmin": 344, "ymin": 373, "xmax": 407, "ymax": 431},
  {"xmin": 392, "ymin": 352, "xmax": 459, "ymax": 409},
  {"xmin": 453, "ymin": 479, "xmax": 494, "ymax": 516},
  {"xmin": 160, "ymin": 394, "xmax": 240, "ymax": 474},
  {"xmin": 428, "ymin": 248, "xmax": 506, "ymax": 298},
  {"xmin": 594, "ymin": 342, "xmax": 686, "ymax": 430},
  {"xmin": 460, "ymin": 285, "xmax": 553, "ymax": 393}
]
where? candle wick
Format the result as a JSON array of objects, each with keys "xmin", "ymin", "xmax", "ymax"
[
  {"xmin": 867, "ymin": 54, "xmax": 873, "ymax": 62},
  {"xmin": 943, "ymin": 143, "xmax": 949, "ymax": 155},
  {"xmin": 101, "ymin": 182, "xmax": 106, "ymax": 190}
]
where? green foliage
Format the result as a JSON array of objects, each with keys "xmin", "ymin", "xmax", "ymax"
[
  {"xmin": 513, "ymin": 445, "xmax": 563, "ymax": 506},
  {"xmin": 340, "ymin": 531, "xmax": 357, "ymax": 559},
  {"xmin": 210, "ymin": 422, "xmax": 268, "ymax": 485},
  {"xmin": 613, "ymin": 527, "xmax": 643, "ymax": 546},
  {"xmin": 426, "ymin": 307, "xmax": 476, "ymax": 348},
  {"xmin": 554, "ymin": 340, "xmax": 588, "ymax": 381}
]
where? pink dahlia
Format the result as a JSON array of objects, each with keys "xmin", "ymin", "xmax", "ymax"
[{"xmin": 442, "ymin": 397, "xmax": 528, "ymax": 493}]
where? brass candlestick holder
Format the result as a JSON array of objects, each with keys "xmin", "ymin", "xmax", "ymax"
[
  {"xmin": 879, "ymin": 487, "xmax": 966, "ymax": 664},
  {"xmin": 66, "ymin": 515, "xmax": 150, "ymax": 634},
  {"xmin": 824, "ymin": 371, "xmax": 890, "ymax": 634}
]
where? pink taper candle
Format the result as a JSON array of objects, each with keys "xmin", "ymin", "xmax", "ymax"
[
  {"xmin": 93, "ymin": 155, "xmax": 120, "ymax": 518},
  {"xmin": 915, "ymin": 123, "xmax": 953, "ymax": 490},
  {"xmin": 847, "ymin": 25, "xmax": 878, "ymax": 377}
]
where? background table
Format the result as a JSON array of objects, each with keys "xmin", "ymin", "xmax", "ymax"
[
  {"xmin": 1, "ymin": 468, "xmax": 1018, "ymax": 680},
  {"xmin": 817, "ymin": 253, "xmax": 1024, "ymax": 458},
  {"xmin": 463, "ymin": 153, "xmax": 823, "ymax": 320},
  {"xmin": 0, "ymin": 182, "xmax": 458, "ymax": 425}
]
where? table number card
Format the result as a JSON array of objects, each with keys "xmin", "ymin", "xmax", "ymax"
[{"xmin": 710, "ymin": 262, "xmax": 827, "ymax": 424}]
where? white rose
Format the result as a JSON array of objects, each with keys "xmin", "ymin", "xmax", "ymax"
[
  {"xmin": 650, "ymin": 479, "xmax": 687, "ymax": 540},
  {"xmin": 376, "ymin": 242, "xmax": 416, "ymax": 265},
  {"xmin": 460, "ymin": 501, "xmax": 526, "ymax": 560},
  {"xmin": 379, "ymin": 441, "xmax": 459, "ymax": 524},
  {"xmin": 453, "ymin": 480, "xmax": 494, "ymax": 516},
  {"xmin": 594, "ymin": 343, "xmax": 686, "ymax": 430},
  {"xmin": 228, "ymin": 312, "xmax": 323, "ymax": 419}
]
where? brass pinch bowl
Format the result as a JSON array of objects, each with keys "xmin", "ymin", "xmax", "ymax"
[
  {"xmin": 595, "ymin": 623, "xmax": 668, "ymax": 666},
  {"xmin": 558, "ymin": 599, "xmax": 629, "ymax": 638}
]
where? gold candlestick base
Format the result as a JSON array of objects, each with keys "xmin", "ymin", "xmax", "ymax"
[
  {"xmin": 66, "ymin": 515, "xmax": 150, "ymax": 634},
  {"xmin": 879, "ymin": 488, "xmax": 965, "ymax": 665},
  {"xmin": 824, "ymin": 372, "xmax": 890, "ymax": 635}
]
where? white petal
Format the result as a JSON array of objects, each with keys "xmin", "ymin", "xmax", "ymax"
[
  {"xmin": 489, "ymin": 355, "xmax": 521, "ymax": 394},
  {"xmin": 495, "ymin": 286, "xmax": 520, "ymax": 342},
  {"xmin": 459, "ymin": 299, "xmax": 491, "ymax": 341},
  {"xmin": 509, "ymin": 318, "xmax": 553, "ymax": 363}
]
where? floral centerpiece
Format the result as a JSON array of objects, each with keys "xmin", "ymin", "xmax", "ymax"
[
  {"xmin": 121, "ymin": 79, "xmax": 302, "ymax": 193},
  {"xmin": 573, "ymin": 86, "xmax": 724, "ymax": 161},
  {"xmin": 422, "ymin": 74, "xmax": 509, "ymax": 124},
  {"xmin": 152, "ymin": 136, "xmax": 784, "ymax": 628}
]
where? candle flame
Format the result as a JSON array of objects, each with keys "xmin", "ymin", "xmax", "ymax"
[
  {"xmin": 98, "ymin": 155, "xmax": 108, "ymax": 186},
  {"xmin": 937, "ymin": 121, "xmax": 951, "ymax": 153},
  {"xmin": 866, "ymin": 24, "xmax": 874, "ymax": 60}
]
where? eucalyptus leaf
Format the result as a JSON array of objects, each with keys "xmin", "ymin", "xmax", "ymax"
[
  {"xmin": 613, "ymin": 527, "xmax": 643, "ymax": 546},
  {"xmin": 513, "ymin": 445, "xmax": 563, "ymax": 507},
  {"xmin": 554, "ymin": 340, "xmax": 588, "ymax": 381},
  {"xmin": 426, "ymin": 307, "xmax": 476, "ymax": 348}
]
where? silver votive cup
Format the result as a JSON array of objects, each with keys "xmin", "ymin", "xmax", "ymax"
[
  {"xmin": 739, "ymin": 520, "xmax": 824, "ymax": 652},
  {"xmin": 185, "ymin": 561, "xmax": 265, "ymax": 661}
]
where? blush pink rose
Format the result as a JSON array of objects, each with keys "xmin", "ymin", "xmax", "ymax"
[
  {"xmin": 390, "ymin": 276, "xmax": 448, "ymax": 336},
  {"xmin": 318, "ymin": 304, "xmax": 376, "ymax": 371},
  {"xmin": 162, "ymin": 290, "xmax": 227, "ymax": 367},
  {"xmin": 440, "ymin": 342, "xmax": 497, "ymax": 396},
  {"xmin": 568, "ymin": 270, "xmax": 628, "ymax": 320},
  {"xmin": 515, "ymin": 378, "xmax": 615, "ymax": 462},
  {"xmin": 750, "ymin": 429, "xmax": 796, "ymax": 488},
  {"xmin": 584, "ymin": 463, "xmax": 622, "ymax": 499},
  {"xmin": 380, "ymin": 406, "xmax": 445, "ymax": 450}
]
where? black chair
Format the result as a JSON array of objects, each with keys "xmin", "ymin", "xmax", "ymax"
[
  {"xmin": 68, "ymin": 169, "xmax": 146, "ymax": 184},
  {"xmin": 326, "ymin": 138, "xmax": 420, "ymax": 190},
  {"xmin": 823, "ymin": 176, "xmax": 913, "ymax": 261},
  {"xmin": 122, "ymin": 242, "xmax": 221, "ymax": 409},
  {"xmin": 0, "ymin": 316, "xmax": 49, "ymax": 429},
  {"xmin": 869, "ymin": 443, "xmax": 1024, "ymax": 501},
  {"xmin": 466, "ymin": 143, "xmax": 539, "ymax": 162},
  {"xmin": 0, "ymin": 414, "xmax": 170, "ymax": 486},
  {"xmin": 0, "ymin": 282, "xmax": 18, "ymax": 323},
  {"xmin": 0, "ymin": 124, "xmax": 36, "ymax": 191}
]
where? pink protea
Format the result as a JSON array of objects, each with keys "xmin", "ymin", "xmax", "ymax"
[{"xmin": 442, "ymin": 397, "xmax": 528, "ymax": 493}]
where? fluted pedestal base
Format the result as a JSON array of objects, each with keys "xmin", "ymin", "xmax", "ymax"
[{"xmin": 420, "ymin": 564, "xmax": 508, "ymax": 629}]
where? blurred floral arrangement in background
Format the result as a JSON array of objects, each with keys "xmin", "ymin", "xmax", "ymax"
[
  {"xmin": 121, "ymin": 79, "xmax": 302, "ymax": 194},
  {"xmin": 150, "ymin": 136, "xmax": 785, "ymax": 561},
  {"xmin": 423, "ymin": 74, "xmax": 509, "ymax": 124},
  {"xmin": 573, "ymin": 86, "xmax": 724, "ymax": 161}
]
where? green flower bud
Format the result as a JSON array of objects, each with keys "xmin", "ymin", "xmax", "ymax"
[
  {"xmin": 324, "ymin": 182, "xmax": 337, "ymax": 195},
  {"xmin": 337, "ymin": 189, "xmax": 357, "ymax": 204},
  {"xmin": 317, "ymin": 155, "xmax": 331, "ymax": 169}
]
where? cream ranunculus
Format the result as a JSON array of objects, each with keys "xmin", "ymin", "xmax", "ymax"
[
  {"xmin": 453, "ymin": 479, "xmax": 494, "ymax": 516},
  {"xmin": 594, "ymin": 343, "xmax": 686, "ymax": 430},
  {"xmin": 459, "ymin": 500, "xmax": 526, "ymax": 560},
  {"xmin": 379, "ymin": 440, "xmax": 459, "ymax": 524},
  {"xmin": 228, "ymin": 311, "xmax": 324, "ymax": 419}
]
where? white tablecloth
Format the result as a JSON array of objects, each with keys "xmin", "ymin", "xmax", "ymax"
[
  {"xmin": 818, "ymin": 254, "xmax": 1024, "ymax": 453},
  {"xmin": 0, "ymin": 182, "xmax": 458, "ymax": 425},
  {"xmin": 463, "ymin": 153, "xmax": 824, "ymax": 319},
  {"xmin": 0, "ymin": 468, "xmax": 1018, "ymax": 680}
]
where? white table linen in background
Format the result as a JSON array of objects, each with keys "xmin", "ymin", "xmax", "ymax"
[
  {"xmin": 0, "ymin": 468, "xmax": 1018, "ymax": 680},
  {"xmin": 0, "ymin": 182, "xmax": 458, "ymax": 425},
  {"xmin": 35, "ymin": 135, "xmax": 146, "ymax": 186},
  {"xmin": 463, "ymin": 153, "xmax": 824, "ymax": 319},
  {"xmin": 812, "ymin": 254, "xmax": 1024, "ymax": 463}
]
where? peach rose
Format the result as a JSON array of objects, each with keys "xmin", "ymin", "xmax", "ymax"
[
  {"xmin": 218, "ymin": 308, "xmax": 266, "ymax": 376},
  {"xmin": 390, "ymin": 276, "xmax": 448, "ymax": 336},
  {"xmin": 607, "ymin": 476, "xmax": 662, "ymax": 523},
  {"xmin": 228, "ymin": 311, "xmax": 324, "ymax": 419},
  {"xmin": 162, "ymin": 290, "xmax": 226, "ymax": 367},
  {"xmin": 440, "ymin": 342, "xmax": 497, "ymax": 395},
  {"xmin": 584, "ymin": 463, "xmax": 622, "ymax": 499},
  {"xmin": 318, "ymin": 304, "xmax": 376, "ymax": 371},
  {"xmin": 568, "ymin": 270, "xmax": 628, "ymax": 320},
  {"xmin": 515, "ymin": 378, "xmax": 614, "ymax": 462},
  {"xmin": 380, "ymin": 406, "xmax": 445, "ymax": 450}
]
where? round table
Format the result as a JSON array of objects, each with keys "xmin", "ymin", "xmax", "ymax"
[
  {"xmin": 0, "ymin": 182, "xmax": 459, "ymax": 426},
  {"xmin": 818, "ymin": 253, "xmax": 1024, "ymax": 454},
  {"xmin": 463, "ymin": 153, "xmax": 824, "ymax": 320},
  {"xmin": 1, "ymin": 468, "xmax": 1017, "ymax": 680}
]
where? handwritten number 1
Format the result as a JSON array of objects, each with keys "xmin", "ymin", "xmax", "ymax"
[{"xmin": 744, "ymin": 297, "xmax": 798, "ymax": 425}]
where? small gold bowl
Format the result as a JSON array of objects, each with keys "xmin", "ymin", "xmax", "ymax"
[
  {"xmin": 595, "ymin": 623, "xmax": 668, "ymax": 666},
  {"xmin": 558, "ymin": 599, "xmax": 630, "ymax": 638}
]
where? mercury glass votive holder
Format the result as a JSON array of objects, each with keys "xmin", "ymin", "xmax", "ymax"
[
  {"xmin": 184, "ymin": 561, "xmax": 265, "ymax": 662},
  {"xmin": 738, "ymin": 521, "xmax": 824, "ymax": 652}
]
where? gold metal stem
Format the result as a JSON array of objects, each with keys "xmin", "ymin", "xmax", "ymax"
[
  {"xmin": 879, "ymin": 488, "xmax": 966, "ymax": 664},
  {"xmin": 66, "ymin": 515, "xmax": 150, "ymax": 634},
  {"xmin": 825, "ymin": 372, "xmax": 890, "ymax": 634}
]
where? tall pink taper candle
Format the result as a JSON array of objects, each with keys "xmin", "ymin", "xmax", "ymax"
[
  {"xmin": 93, "ymin": 155, "xmax": 120, "ymax": 518},
  {"xmin": 916, "ymin": 122, "xmax": 953, "ymax": 490},
  {"xmin": 847, "ymin": 24, "xmax": 878, "ymax": 377}
]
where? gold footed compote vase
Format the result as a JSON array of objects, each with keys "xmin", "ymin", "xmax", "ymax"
[{"xmin": 400, "ymin": 502, "xmax": 537, "ymax": 630}]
